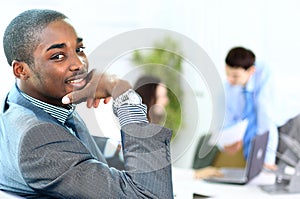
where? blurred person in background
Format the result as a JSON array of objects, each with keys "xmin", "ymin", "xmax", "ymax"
[
  {"xmin": 194, "ymin": 47, "xmax": 278, "ymax": 172},
  {"xmin": 134, "ymin": 75, "xmax": 169, "ymax": 124}
]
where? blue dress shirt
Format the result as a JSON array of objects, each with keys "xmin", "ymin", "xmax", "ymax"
[{"xmin": 223, "ymin": 62, "xmax": 279, "ymax": 164}]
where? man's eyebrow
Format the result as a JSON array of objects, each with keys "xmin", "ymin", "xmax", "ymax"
[
  {"xmin": 77, "ymin": 37, "xmax": 83, "ymax": 43},
  {"xmin": 46, "ymin": 38, "xmax": 83, "ymax": 51},
  {"xmin": 46, "ymin": 43, "xmax": 66, "ymax": 51}
]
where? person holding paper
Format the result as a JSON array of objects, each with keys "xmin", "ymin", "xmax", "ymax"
[
  {"xmin": 222, "ymin": 46, "xmax": 300, "ymax": 171},
  {"xmin": 216, "ymin": 46, "xmax": 278, "ymax": 170},
  {"xmin": 194, "ymin": 46, "xmax": 287, "ymax": 171}
]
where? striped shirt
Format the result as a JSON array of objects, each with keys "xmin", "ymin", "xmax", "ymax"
[
  {"xmin": 19, "ymin": 90, "xmax": 75, "ymax": 125},
  {"xmin": 18, "ymin": 88, "xmax": 77, "ymax": 136},
  {"xmin": 116, "ymin": 104, "xmax": 148, "ymax": 127}
]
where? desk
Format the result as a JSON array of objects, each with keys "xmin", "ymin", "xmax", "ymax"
[
  {"xmin": 172, "ymin": 167, "xmax": 300, "ymax": 199},
  {"xmin": 0, "ymin": 191, "xmax": 22, "ymax": 199}
]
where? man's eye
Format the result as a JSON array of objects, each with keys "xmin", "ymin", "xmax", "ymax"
[
  {"xmin": 50, "ymin": 54, "xmax": 65, "ymax": 60},
  {"xmin": 76, "ymin": 46, "xmax": 85, "ymax": 53}
]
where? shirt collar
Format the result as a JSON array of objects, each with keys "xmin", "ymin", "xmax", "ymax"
[
  {"xmin": 17, "ymin": 86, "xmax": 75, "ymax": 125},
  {"xmin": 244, "ymin": 74, "xmax": 255, "ymax": 92}
]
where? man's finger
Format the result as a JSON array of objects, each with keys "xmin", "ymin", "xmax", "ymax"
[
  {"xmin": 86, "ymin": 98, "xmax": 94, "ymax": 108},
  {"xmin": 62, "ymin": 90, "xmax": 88, "ymax": 104},
  {"xmin": 104, "ymin": 97, "xmax": 112, "ymax": 104},
  {"xmin": 93, "ymin": 99, "xmax": 101, "ymax": 108}
]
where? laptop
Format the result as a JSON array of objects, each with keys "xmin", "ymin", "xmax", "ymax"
[{"xmin": 204, "ymin": 131, "xmax": 269, "ymax": 185}]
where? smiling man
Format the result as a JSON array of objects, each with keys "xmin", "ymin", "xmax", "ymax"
[{"xmin": 0, "ymin": 9, "xmax": 173, "ymax": 198}]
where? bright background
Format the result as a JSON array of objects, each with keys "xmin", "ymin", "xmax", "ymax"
[{"xmin": 1, "ymin": 0, "xmax": 300, "ymax": 168}]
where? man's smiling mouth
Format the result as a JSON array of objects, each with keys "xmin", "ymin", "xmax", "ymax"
[
  {"xmin": 66, "ymin": 73, "xmax": 88, "ymax": 89},
  {"xmin": 68, "ymin": 78, "xmax": 84, "ymax": 84}
]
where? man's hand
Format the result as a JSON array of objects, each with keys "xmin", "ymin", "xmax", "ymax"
[
  {"xmin": 62, "ymin": 69, "xmax": 132, "ymax": 107},
  {"xmin": 194, "ymin": 166, "xmax": 223, "ymax": 179},
  {"xmin": 223, "ymin": 140, "xmax": 243, "ymax": 155},
  {"xmin": 263, "ymin": 163, "xmax": 277, "ymax": 171}
]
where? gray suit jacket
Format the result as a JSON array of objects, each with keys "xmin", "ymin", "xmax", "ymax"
[{"xmin": 0, "ymin": 85, "xmax": 173, "ymax": 198}]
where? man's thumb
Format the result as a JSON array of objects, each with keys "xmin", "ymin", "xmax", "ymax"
[
  {"xmin": 62, "ymin": 95, "xmax": 71, "ymax": 104},
  {"xmin": 62, "ymin": 90, "xmax": 88, "ymax": 104}
]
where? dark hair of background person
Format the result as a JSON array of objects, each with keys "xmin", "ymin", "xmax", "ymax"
[
  {"xmin": 134, "ymin": 75, "xmax": 162, "ymax": 121},
  {"xmin": 225, "ymin": 46, "xmax": 256, "ymax": 70},
  {"xmin": 3, "ymin": 9, "xmax": 67, "ymax": 68}
]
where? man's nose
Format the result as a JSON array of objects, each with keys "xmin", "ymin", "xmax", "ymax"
[
  {"xmin": 227, "ymin": 76, "xmax": 234, "ymax": 84},
  {"xmin": 69, "ymin": 54, "xmax": 85, "ymax": 71}
]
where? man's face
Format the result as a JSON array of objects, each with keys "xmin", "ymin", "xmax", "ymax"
[
  {"xmin": 225, "ymin": 65, "xmax": 255, "ymax": 86},
  {"xmin": 22, "ymin": 19, "xmax": 88, "ymax": 106},
  {"xmin": 155, "ymin": 83, "xmax": 169, "ymax": 107}
]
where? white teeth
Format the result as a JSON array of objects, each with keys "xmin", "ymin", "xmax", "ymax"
[{"xmin": 69, "ymin": 78, "xmax": 83, "ymax": 83}]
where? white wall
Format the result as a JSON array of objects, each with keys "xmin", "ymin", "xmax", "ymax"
[{"xmin": 1, "ymin": 0, "xmax": 300, "ymax": 168}]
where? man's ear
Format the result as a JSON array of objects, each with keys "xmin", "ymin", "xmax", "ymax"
[
  {"xmin": 12, "ymin": 60, "xmax": 30, "ymax": 80},
  {"xmin": 247, "ymin": 65, "xmax": 256, "ymax": 75}
]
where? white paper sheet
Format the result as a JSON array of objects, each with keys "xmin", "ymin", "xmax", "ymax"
[{"xmin": 209, "ymin": 119, "xmax": 248, "ymax": 147}]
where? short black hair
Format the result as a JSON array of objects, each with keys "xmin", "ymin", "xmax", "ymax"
[
  {"xmin": 3, "ymin": 9, "xmax": 67, "ymax": 68},
  {"xmin": 225, "ymin": 46, "xmax": 255, "ymax": 70}
]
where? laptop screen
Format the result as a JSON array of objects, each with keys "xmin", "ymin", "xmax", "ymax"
[{"xmin": 246, "ymin": 131, "xmax": 269, "ymax": 181}]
